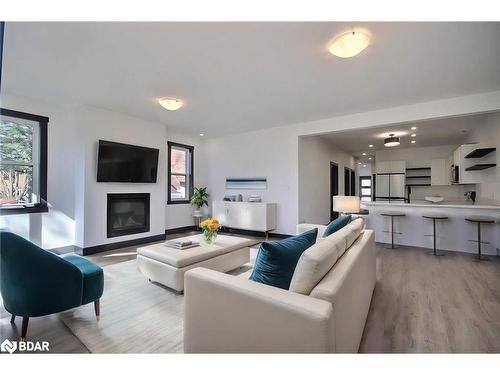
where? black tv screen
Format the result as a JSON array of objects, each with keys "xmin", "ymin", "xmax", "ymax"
[{"xmin": 97, "ymin": 140, "xmax": 159, "ymax": 183}]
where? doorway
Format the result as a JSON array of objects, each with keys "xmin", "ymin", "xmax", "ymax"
[
  {"xmin": 344, "ymin": 167, "xmax": 356, "ymax": 196},
  {"xmin": 330, "ymin": 162, "xmax": 339, "ymax": 221}
]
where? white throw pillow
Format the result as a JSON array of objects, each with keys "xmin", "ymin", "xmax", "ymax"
[{"xmin": 289, "ymin": 218, "xmax": 364, "ymax": 295}]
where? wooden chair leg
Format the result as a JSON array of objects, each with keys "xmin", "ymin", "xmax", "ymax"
[
  {"xmin": 94, "ymin": 299, "xmax": 100, "ymax": 321},
  {"xmin": 21, "ymin": 317, "xmax": 29, "ymax": 341},
  {"xmin": 10, "ymin": 314, "xmax": 15, "ymax": 324}
]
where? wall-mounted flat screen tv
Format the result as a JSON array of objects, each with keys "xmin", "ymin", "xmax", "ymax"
[{"xmin": 97, "ymin": 140, "xmax": 159, "ymax": 183}]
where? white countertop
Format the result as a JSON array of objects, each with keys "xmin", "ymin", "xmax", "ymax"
[{"xmin": 362, "ymin": 200, "xmax": 500, "ymax": 210}]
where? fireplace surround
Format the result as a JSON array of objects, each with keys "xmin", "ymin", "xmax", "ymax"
[{"xmin": 107, "ymin": 193, "xmax": 150, "ymax": 238}]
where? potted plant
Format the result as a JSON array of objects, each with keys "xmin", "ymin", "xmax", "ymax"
[{"xmin": 190, "ymin": 187, "xmax": 209, "ymax": 216}]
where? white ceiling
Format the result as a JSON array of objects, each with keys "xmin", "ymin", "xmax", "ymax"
[
  {"xmin": 317, "ymin": 111, "xmax": 497, "ymax": 158},
  {"xmin": 3, "ymin": 22, "xmax": 500, "ymax": 137}
]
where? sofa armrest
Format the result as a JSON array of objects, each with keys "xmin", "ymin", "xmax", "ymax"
[
  {"xmin": 184, "ymin": 267, "xmax": 334, "ymax": 353},
  {"xmin": 296, "ymin": 223, "xmax": 327, "ymax": 238}
]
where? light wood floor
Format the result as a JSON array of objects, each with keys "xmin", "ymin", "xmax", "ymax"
[{"xmin": 1, "ymin": 238, "xmax": 499, "ymax": 353}]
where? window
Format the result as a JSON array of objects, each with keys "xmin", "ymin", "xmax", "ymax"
[
  {"xmin": 167, "ymin": 141, "xmax": 193, "ymax": 204},
  {"xmin": 0, "ymin": 108, "xmax": 48, "ymax": 214},
  {"xmin": 359, "ymin": 176, "xmax": 372, "ymax": 202}
]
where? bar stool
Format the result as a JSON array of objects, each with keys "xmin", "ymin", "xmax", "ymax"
[
  {"xmin": 465, "ymin": 216, "xmax": 495, "ymax": 261},
  {"xmin": 422, "ymin": 213, "xmax": 449, "ymax": 256},
  {"xmin": 380, "ymin": 211, "xmax": 406, "ymax": 249}
]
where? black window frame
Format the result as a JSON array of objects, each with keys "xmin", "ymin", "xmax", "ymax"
[
  {"xmin": 0, "ymin": 108, "xmax": 48, "ymax": 215},
  {"xmin": 167, "ymin": 141, "xmax": 194, "ymax": 205}
]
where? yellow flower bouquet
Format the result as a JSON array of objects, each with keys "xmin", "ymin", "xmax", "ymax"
[{"xmin": 200, "ymin": 218, "xmax": 221, "ymax": 244}]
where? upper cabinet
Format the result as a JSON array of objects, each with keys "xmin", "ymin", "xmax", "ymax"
[
  {"xmin": 453, "ymin": 144, "xmax": 481, "ymax": 184},
  {"xmin": 431, "ymin": 158, "xmax": 450, "ymax": 186},
  {"xmin": 376, "ymin": 160, "xmax": 406, "ymax": 174}
]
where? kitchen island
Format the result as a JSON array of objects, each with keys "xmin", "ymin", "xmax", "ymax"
[{"xmin": 361, "ymin": 200, "xmax": 500, "ymax": 255}]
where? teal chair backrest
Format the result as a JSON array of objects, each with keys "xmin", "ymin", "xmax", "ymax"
[{"xmin": 0, "ymin": 231, "xmax": 84, "ymax": 317}]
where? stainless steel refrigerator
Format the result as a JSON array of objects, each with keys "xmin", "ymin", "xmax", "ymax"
[{"xmin": 375, "ymin": 173, "xmax": 406, "ymax": 201}]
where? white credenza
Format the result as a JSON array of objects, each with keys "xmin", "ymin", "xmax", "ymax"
[{"xmin": 212, "ymin": 201, "xmax": 277, "ymax": 234}]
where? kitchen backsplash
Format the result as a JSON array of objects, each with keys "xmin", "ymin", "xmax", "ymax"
[{"xmin": 410, "ymin": 184, "xmax": 477, "ymax": 203}]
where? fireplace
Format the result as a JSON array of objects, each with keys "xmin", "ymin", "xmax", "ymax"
[{"xmin": 107, "ymin": 193, "xmax": 150, "ymax": 238}]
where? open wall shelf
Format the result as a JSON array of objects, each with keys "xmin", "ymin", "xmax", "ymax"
[
  {"xmin": 465, "ymin": 164, "xmax": 496, "ymax": 171},
  {"xmin": 464, "ymin": 148, "xmax": 496, "ymax": 159}
]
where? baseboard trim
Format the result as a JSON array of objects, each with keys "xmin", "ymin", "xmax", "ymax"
[
  {"xmin": 79, "ymin": 233, "xmax": 167, "ymax": 256},
  {"xmin": 49, "ymin": 245, "xmax": 78, "ymax": 255},
  {"xmin": 219, "ymin": 227, "xmax": 291, "ymax": 240},
  {"xmin": 165, "ymin": 225, "xmax": 198, "ymax": 235}
]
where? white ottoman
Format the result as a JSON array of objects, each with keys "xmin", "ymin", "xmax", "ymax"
[{"xmin": 137, "ymin": 234, "xmax": 260, "ymax": 292}]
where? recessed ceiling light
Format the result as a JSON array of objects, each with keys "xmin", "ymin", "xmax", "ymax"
[
  {"xmin": 368, "ymin": 157, "xmax": 372, "ymax": 160},
  {"xmin": 384, "ymin": 134, "xmax": 400, "ymax": 147},
  {"xmin": 411, "ymin": 126, "xmax": 417, "ymax": 130},
  {"xmin": 199, "ymin": 133, "xmax": 204, "ymax": 137},
  {"xmin": 411, "ymin": 134, "xmax": 416, "ymax": 137},
  {"xmin": 358, "ymin": 162, "xmax": 362, "ymax": 165},
  {"xmin": 362, "ymin": 152, "xmax": 366, "ymax": 156},
  {"xmin": 363, "ymin": 164, "xmax": 367, "ymax": 168},
  {"xmin": 411, "ymin": 140, "xmax": 416, "ymax": 144},
  {"xmin": 368, "ymin": 144, "xmax": 374, "ymax": 148},
  {"xmin": 159, "ymin": 97, "xmax": 183, "ymax": 111},
  {"xmin": 328, "ymin": 31, "xmax": 370, "ymax": 58}
]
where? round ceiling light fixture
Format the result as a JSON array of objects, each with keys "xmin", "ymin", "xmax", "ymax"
[
  {"xmin": 159, "ymin": 97, "xmax": 183, "ymax": 111},
  {"xmin": 328, "ymin": 31, "xmax": 370, "ymax": 58},
  {"xmin": 384, "ymin": 134, "xmax": 400, "ymax": 147}
]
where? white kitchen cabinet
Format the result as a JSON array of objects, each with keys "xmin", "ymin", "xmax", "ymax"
[
  {"xmin": 212, "ymin": 201, "xmax": 277, "ymax": 233},
  {"xmin": 376, "ymin": 160, "xmax": 406, "ymax": 173},
  {"xmin": 453, "ymin": 144, "xmax": 480, "ymax": 184},
  {"xmin": 431, "ymin": 158, "xmax": 450, "ymax": 186}
]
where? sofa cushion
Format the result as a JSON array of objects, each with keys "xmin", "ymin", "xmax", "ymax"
[
  {"xmin": 323, "ymin": 214, "xmax": 351, "ymax": 237},
  {"xmin": 249, "ymin": 228, "xmax": 318, "ymax": 290},
  {"xmin": 289, "ymin": 218, "xmax": 364, "ymax": 295}
]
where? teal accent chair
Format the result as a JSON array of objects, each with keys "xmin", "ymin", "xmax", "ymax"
[{"xmin": 0, "ymin": 231, "xmax": 104, "ymax": 340}]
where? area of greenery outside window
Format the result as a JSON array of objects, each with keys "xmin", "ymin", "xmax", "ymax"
[{"xmin": 0, "ymin": 108, "xmax": 48, "ymax": 215}]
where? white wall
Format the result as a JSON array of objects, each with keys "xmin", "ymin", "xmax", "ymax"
[
  {"xmin": 375, "ymin": 144, "xmax": 457, "ymax": 166},
  {"xmin": 77, "ymin": 106, "xmax": 168, "ymax": 248},
  {"xmin": 466, "ymin": 112, "xmax": 500, "ymax": 204},
  {"xmin": 0, "ymin": 94, "xmax": 79, "ymax": 249},
  {"xmin": 298, "ymin": 136, "xmax": 355, "ymax": 225},
  {"xmin": 1, "ymin": 94, "xmax": 206, "ymax": 250},
  {"xmin": 165, "ymin": 131, "xmax": 208, "ymax": 230},
  {"xmin": 205, "ymin": 126, "xmax": 298, "ymax": 234}
]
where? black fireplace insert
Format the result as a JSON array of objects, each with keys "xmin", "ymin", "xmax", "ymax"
[{"xmin": 107, "ymin": 193, "xmax": 150, "ymax": 238}]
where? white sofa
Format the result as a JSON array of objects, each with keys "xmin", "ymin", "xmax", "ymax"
[{"xmin": 184, "ymin": 219, "xmax": 376, "ymax": 353}]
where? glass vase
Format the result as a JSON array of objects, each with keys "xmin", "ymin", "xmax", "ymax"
[{"xmin": 203, "ymin": 230, "xmax": 217, "ymax": 244}]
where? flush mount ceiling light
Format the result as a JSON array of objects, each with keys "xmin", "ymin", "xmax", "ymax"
[
  {"xmin": 362, "ymin": 152, "xmax": 367, "ymax": 156},
  {"xmin": 411, "ymin": 126, "xmax": 417, "ymax": 130},
  {"xmin": 159, "ymin": 97, "xmax": 183, "ymax": 111},
  {"xmin": 369, "ymin": 144, "xmax": 374, "ymax": 148},
  {"xmin": 328, "ymin": 31, "xmax": 370, "ymax": 58},
  {"xmin": 384, "ymin": 134, "xmax": 400, "ymax": 147},
  {"xmin": 199, "ymin": 133, "xmax": 204, "ymax": 137},
  {"xmin": 411, "ymin": 133, "xmax": 417, "ymax": 137},
  {"xmin": 411, "ymin": 140, "xmax": 416, "ymax": 144}
]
